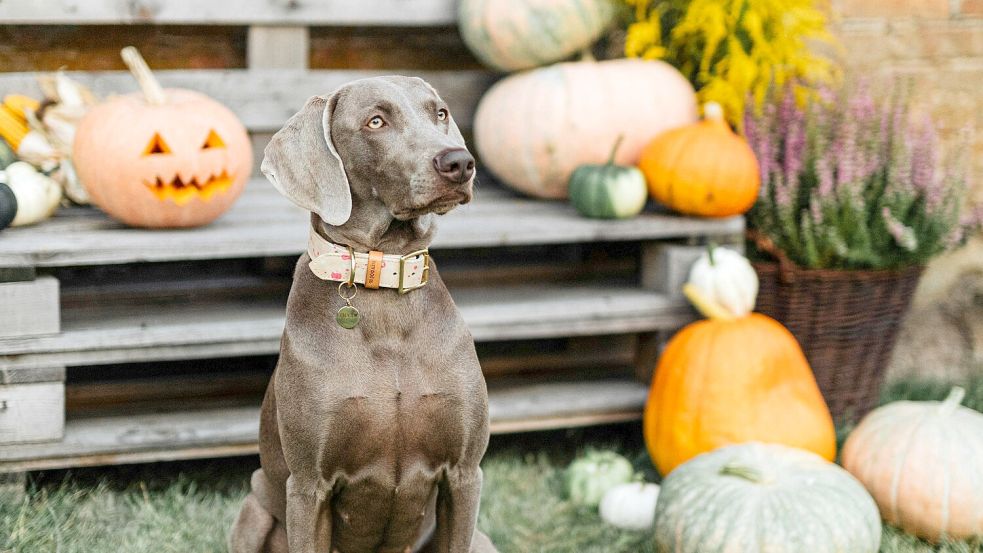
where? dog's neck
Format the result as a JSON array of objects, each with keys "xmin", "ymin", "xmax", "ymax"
[{"xmin": 312, "ymin": 189, "xmax": 435, "ymax": 254}]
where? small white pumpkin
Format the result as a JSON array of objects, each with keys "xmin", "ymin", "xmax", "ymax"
[
  {"xmin": 599, "ymin": 482, "xmax": 660, "ymax": 531},
  {"xmin": 4, "ymin": 162, "xmax": 62, "ymax": 226},
  {"xmin": 687, "ymin": 246, "xmax": 758, "ymax": 317},
  {"xmin": 842, "ymin": 386, "xmax": 983, "ymax": 542}
]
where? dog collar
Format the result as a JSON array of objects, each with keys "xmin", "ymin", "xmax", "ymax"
[{"xmin": 307, "ymin": 228, "xmax": 430, "ymax": 294}]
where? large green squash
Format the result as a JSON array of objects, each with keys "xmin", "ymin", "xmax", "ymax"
[
  {"xmin": 458, "ymin": 0, "xmax": 618, "ymax": 72},
  {"xmin": 655, "ymin": 443, "xmax": 881, "ymax": 553}
]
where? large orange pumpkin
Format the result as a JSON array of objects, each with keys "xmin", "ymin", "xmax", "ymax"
[
  {"xmin": 473, "ymin": 58, "xmax": 696, "ymax": 199},
  {"xmin": 639, "ymin": 102, "xmax": 759, "ymax": 217},
  {"xmin": 644, "ymin": 247, "xmax": 836, "ymax": 476},
  {"xmin": 74, "ymin": 47, "xmax": 251, "ymax": 228}
]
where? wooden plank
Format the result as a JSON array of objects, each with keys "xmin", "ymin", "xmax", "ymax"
[
  {"xmin": 247, "ymin": 26, "xmax": 309, "ymax": 70},
  {"xmin": 0, "ymin": 0, "xmax": 458, "ymax": 25},
  {"xmin": 0, "ymin": 69, "xmax": 494, "ymax": 133},
  {"xmin": 0, "ymin": 179, "xmax": 744, "ymax": 268},
  {"xmin": 0, "ymin": 285, "xmax": 694, "ymax": 369},
  {"xmin": 0, "ymin": 277, "xmax": 59, "ymax": 338},
  {"xmin": 0, "ymin": 376, "xmax": 647, "ymax": 471},
  {"xmin": 0, "ymin": 366, "xmax": 65, "ymax": 385},
  {"xmin": 0, "ymin": 382, "xmax": 64, "ymax": 444}
]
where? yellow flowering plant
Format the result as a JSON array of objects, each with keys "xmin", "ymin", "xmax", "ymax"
[{"xmin": 623, "ymin": 0, "xmax": 839, "ymax": 126}]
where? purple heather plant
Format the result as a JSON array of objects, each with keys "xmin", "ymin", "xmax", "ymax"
[{"xmin": 744, "ymin": 84, "xmax": 980, "ymax": 270}]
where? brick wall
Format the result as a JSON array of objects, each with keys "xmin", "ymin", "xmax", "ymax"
[
  {"xmin": 832, "ymin": 0, "xmax": 983, "ymax": 202},
  {"xmin": 846, "ymin": 1, "xmax": 983, "ymax": 379}
]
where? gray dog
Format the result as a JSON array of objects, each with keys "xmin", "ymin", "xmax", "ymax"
[{"xmin": 228, "ymin": 76, "xmax": 497, "ymax": 553}]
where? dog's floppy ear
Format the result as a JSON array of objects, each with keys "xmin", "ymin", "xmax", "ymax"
[{"xmin": 261, "ymin": 93, "xmax": 352, "ymax": 226}]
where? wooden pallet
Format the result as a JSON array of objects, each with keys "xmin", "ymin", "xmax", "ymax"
[{"xmin": 0, "ymin": 3, "xmax": 744, "ymax": 475}]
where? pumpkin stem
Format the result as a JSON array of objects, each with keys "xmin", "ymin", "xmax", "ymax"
[
  {"xmin": 939, "ymin": 386, "xmax": 966, "ymax": 415},
  {"xmin": 607, "ymin": 134, "xmax": 625, "ymax": 165},
  {"xmin": 683, "ymin": 283, "xmax": 736, "ymax": 321},
  {"xmin": 707, "ymin": 242, "xmax": 718, "ymax": 266},
  {"xmin": 720, "ymin": 463, "xmax": 767, "ymax": 484},
  {"xmin": 703, "ymin": 102, "xmax": 725, "ymax": 122},
  {"xmin": 121, "ymin": 46, "xmax": 166, "ymax": 105}
]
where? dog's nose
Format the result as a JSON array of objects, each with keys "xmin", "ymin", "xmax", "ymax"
[{"xmin": 433, "ymin": 148, "xmax": 475, "ymax": 184}]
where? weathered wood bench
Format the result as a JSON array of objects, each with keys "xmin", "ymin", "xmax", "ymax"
[{"xmin": 0, "ymin": 1, "xmax": 744, "ymax": 477}]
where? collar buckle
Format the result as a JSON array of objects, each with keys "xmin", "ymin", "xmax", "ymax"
[{"xmin": 398, "ymin": 249, "xmax": 430, "ymax": 294}]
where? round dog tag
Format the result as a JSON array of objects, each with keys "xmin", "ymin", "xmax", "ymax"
[{"xmin": 336, "ymin": 305, "xmax": 360, "ymax": 329}]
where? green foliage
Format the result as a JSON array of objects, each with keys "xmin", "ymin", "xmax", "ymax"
[
  {"xmin": 622, "ymin": 0, "xmax": 838, "ymax": 126},
  {"xmin": 745, "ymin": 85, "xmax": 979, "ymax": 269}
]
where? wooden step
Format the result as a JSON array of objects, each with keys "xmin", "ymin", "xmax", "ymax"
[
  {"xmin": 0, "ymin": 179, "xmax": 743, "ymax": 268},
  {"xmin": 0, "ymin": 0, "xmax": 460, "ymax": 25},
  {"xmin": 0, "ymin": 284, "xmax": 692, "ymax": 370},
  {"xmin": 0, "ymin": 375, "xmax": 648, "ymax": 472}
]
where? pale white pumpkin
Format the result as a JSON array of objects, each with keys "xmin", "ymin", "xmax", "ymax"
[
  {"xmin": 842, "ymin": 387, "xmax": 983, "ymax": 542},
  {"xmin": 4, "ymin": 162, "xmax": 62, "ymax": 226},
  {"xmin": 655, "ymin": 442, "xmax": 882, "ymax": 553},
  {"xmin": 598, "ymin": 482, "xmax": 659, "ymax": 531},
  {"xmin": 473, "ymin": 58, "xmax": 697, "ymax": 199},
  {"xmin": 458, "ymin": 0, "xmax": 618, "ymax": 71},
  {"xmin": 687, "ymin": 246, "xmax": 758, "ymax": 317}
]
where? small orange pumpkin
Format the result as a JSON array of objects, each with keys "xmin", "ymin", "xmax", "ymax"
[
  {"xmin": 638, "ymin": 102, "xmax": 759, "ymax": 218},
  {"xmin": 644, "ymin": 247, "xmax": 836, "ymax": 476},
  {"xmin": 74, "ymin": 47, "xmax": 251, "ymax": 228}
]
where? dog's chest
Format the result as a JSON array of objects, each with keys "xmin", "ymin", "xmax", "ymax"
[{"xmin": 317, "ymin": 345, "xmax": 477, "ymax": 473}]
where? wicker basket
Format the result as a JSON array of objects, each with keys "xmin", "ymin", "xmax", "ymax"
[{"xmin": 753, "ymin": 261, "xmax": 923, "ymax": 423}]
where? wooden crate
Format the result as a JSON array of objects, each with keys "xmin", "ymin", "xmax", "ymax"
[
  {"xmin": 0, "ymin": 2, "xmax": 744, "ymax": 474},
  {"xmin": 0, "ymin": 367, "xmax": 64, "ymax": 445}
]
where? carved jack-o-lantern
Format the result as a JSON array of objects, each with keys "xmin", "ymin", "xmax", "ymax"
[{"xmin": 74, "ymin": 47, "xmax": 252, "ymax": 228}]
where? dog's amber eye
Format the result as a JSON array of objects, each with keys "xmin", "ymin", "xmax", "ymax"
[
  {"xmin": 437, "ymin": 109, "xmax": 448, "ymax": 121},
  {"xmin": 367, "ymin": 116, "xmax": 385, "ymax": 129}
]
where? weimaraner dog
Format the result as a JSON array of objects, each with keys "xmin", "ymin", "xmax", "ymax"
[{"xmin": 228, "ymin": 76, "xmax": 497, "ymax": 553}]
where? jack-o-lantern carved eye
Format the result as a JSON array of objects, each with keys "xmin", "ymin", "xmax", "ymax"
[
  {"xmin": 201, "ymin": 129, "xmax": 226, "ymax": 150},
  {"xmin": 143, "ymin": 133, "xmax": 171, "ymax": 155}
]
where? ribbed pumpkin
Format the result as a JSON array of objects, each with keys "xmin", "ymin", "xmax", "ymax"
[
  {"xmin": 568, "ymin": 137, "xmax": 648, "ymax": 219},
  {"xmin": 842, "ymin": 387, "xmax": 983, "ymax": 542},
  {"xmin": 644, "ymin": 247, "xmax": 836, "ymax": 475},
  {"xmin": 655, "ymin": 443, "xmax": 882, "ymax": 553},
  {"xmin": 458, "ymin": 0, "xmax": 618, "ymax": 72},
  {"xmin": 639, "ymin": 102, "xmax": 759, "ymax": 217},
  {"xmin": 474, "ymin": 58, "xmax": 696, "ymax": 199},
  {"xmin": 74, "ymin": 47, "xmax": 251, "ymax": 228}
]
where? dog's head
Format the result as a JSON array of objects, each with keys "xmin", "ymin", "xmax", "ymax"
[{"xmin": 262, "ymin": 76, "xmax": 475, "ymax": 226}]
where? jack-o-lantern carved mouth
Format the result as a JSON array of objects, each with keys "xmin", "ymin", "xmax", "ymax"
[{"xmin": 144, "ymin": 170, "xmax": 234, "ymax": 206}]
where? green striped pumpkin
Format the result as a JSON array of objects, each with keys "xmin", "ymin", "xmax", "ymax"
[
  {"xmin": 458, "ymin": 0, "xmax": 618, "ymax": 72},
  {"xmin": 568, "ymin": 137, "xmax": 647, "ymax": 219},
  {"xmin": 655, "ymin": 443, "xmax": 882, "ymax": 553}
]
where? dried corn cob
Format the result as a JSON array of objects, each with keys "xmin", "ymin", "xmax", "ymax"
[
  {"xmin": 0, "ymin": 106, "xmax": 29, "ymax": 150},
  {"xmin": 3, "ymin": 94, "xmax": 40, "ymax": 121}
]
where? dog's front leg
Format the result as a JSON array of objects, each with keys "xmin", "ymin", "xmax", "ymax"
[
  {"xmin": 285, "ymin": 474, "xmax": 332, "ymax": 553},
  {"xmin": 432, "ymin": 467, "xmax": 483, "ymax": 553}
]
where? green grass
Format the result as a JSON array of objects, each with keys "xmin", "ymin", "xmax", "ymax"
[{"xmin": 2, "ymin": 377, "xmax": 982, "ymax": 553}]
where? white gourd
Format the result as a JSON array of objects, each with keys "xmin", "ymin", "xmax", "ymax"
[
  {"xmin": 687, "ymin": 246, "xmax": 758, "ymax": 317},
  {"xmin": 598, "ymin": 482, "xmax": 660, "ymax": 531},
  {"xmin": 6, "ymin": 162, "xmax": 62, "ymax": 226}
]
